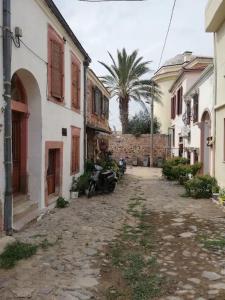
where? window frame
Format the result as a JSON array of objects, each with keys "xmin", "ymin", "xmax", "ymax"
[
  {"xmin": 193, "ymin": 93, "xmax": 199, "ymax": 123},
  {"xmin": 48, "ymin": 24, "xmax": 65, "ymax": 105}
]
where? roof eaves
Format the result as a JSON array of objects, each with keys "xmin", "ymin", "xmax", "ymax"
[{"xmin": 44, "ymin": 0, "xmax": 91, "ymax": 63}]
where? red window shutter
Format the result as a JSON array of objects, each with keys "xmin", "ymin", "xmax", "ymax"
[
  {"xmin": 171, "ymin": 97, "xmax": 174, "ymax": 119},
  {"xmin": 180, "ymin": 87, "xmax": 183, "ymax": 115},
  {"xmin": 71, "ymin": 54, "xmax": 81, "ymax": 110},
  {"xmin": 51, "ymin": 39, "xmax": 63, "ymax": 99}
]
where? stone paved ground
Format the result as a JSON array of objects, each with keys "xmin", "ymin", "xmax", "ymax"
[{"xmin": 1, "ymin": 167, "xmax": 225, "ymax": 299}]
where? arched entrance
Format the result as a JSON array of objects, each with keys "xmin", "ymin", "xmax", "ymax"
[
  {"xmin": 11, "ymin": 74, "xmax": 28, "ymax": 194},
  {"xmin": 201, "ymin": 111, "xmax": 211, "ymax": 174},
  {"xmin": 11, "ymin": 69, "xmax": 42, "ymax": 229}
]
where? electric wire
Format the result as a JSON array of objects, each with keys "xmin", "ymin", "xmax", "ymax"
[{"xmin": 158, "ymin": 0, "xmax": 177, "ymax": 68}]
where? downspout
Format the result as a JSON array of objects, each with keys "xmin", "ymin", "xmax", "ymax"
[
  {"xmin": 212, "ymin": 32, "xmax": 217, "ymax": 177},
  {"xmin": 83, "ymin": 59, "xmax": 89, "ymax": 168},
  {"xmin": 3, "ymin": 0, "xmax": 12, "ymax": 235}
]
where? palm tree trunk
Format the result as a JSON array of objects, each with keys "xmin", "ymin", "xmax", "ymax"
[{"xmin": 119, "ymin": 97, "xmax": 129, "ymax": 134}]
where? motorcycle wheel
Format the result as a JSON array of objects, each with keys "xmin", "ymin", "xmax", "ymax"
[
  {"xmin": 107, "ymin": 181, "xmax": 116, "ymax": 193},
  {"xmin": 87, "ymin": 182, "xmax": 96, "ymax": 198}
]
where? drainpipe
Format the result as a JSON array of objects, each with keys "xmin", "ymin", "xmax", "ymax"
[
  {"xmin": 3, "ymin": 0, "xmax": 13, "ymax": 235},
  {"xmin": 83, "ymin": 59, "xmax": 89, "ymax": 168},
  {"xmin": 212, "ymin": 32, "xmax": 217, "ymax": 177},
  {"xmin": 150, "ymin": 98, "xmax": 154, "ymax": 167}
]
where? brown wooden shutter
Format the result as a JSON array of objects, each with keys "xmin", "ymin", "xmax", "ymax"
[
  {"xmin": 171, "ymin": 97, "xmax": 173, "ymax": 119},
  {"xmin": 71, "ymin": 135, "xmax": 80, "ymax": 173},
  {"xmin": 71, "ymin": 62, "xmax": 81, "ymax": 110},
  {"xmin": 51, "ymin": 40, "xmax": 63, "ymax": 99}
]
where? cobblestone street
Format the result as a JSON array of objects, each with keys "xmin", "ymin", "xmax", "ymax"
[{"xmin": 1, "ymin": 167, "xmax": 225, "ymax": 299}]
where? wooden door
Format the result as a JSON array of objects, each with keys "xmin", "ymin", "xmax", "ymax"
[
  {"xmin": 47, "ymin": 149, "xmax": 57, "ymax": 195},
  {"xmin": 12, "ymin": 112, "xmax": 21, "ymax": 194}
]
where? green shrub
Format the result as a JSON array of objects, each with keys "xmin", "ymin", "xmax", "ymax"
[
  {"xmin": 184, "ymin": 175, "xmax": 219, "ymax": 199},
  {"xmin": 56, "ymin": 197, "xmax": 69, "ymax": 208},
  {"xmin": 162, "ymin": 157, "xmax": 189, "ymax": 180},
  {"xmin": 162, "ymin": 157, "xmax": 202, "ymax": 183},
  {"xmin": 76, "ymin": 172, "xmax": 91, "ymax": 194},
  {"xmin": 0, "ymin": 241, "xmax": 38, "ymax": 269}
]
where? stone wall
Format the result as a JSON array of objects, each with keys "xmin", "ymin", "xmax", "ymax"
[{"xmin": 109, "ymin": 133, "xmax": 170, "ymax": 166}]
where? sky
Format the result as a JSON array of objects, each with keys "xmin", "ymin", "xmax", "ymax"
[{"xmin": 54, "ymin": 0, "xmax": 213, "ymax": 130}]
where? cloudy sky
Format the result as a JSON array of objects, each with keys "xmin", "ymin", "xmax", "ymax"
[{"xmin": 54, "ymin": 0, "xmax": 213, "ymax": 130}]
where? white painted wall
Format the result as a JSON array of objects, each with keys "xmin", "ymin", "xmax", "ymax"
[
  {"xmin": 186, "ymin": 72, "xmax": 214, "ymax": 174},
  {"xmin": 0, "ymin": 0, "xmax": 86, "ymax": 213},
  {"xmin": 171, "ymin": 72, "xmax": 204, "ymax": 157}
]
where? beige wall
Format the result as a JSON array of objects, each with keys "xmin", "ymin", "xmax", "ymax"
[
  {"xmin": 206, "ymin": 0, "xmax": 225, "ymax": 187},
  {"xmin": 154, "ymin": 78, "xmax": 175, "ymax": 134}
]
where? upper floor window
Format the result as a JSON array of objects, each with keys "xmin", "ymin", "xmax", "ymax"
[
  {"xmin": 92, "ymin": 87, "xmax": 102, "ymax": 115},
  {"xmin": 103, "ymin": 97, "xmax": 109, "ymax": 119},
  {"xmin": 186, "ymin": 101, "xmax": 191, "ymax": 125},
  {"xmin": 48, "ymin": 25, "xmax": 64, "ymax": 102},
  {"xmin": 193, "ymin": 94, "xmax": 199, "ymax": 123},
  {"xmin": 171, "ymin": 95, "xmax": 176, "ymax": 119},
  {"xmin": 71, "ymin": 53, "xmax": 81, "ymax": 111},
  {"xmin": 177, "ymin": 87, "xmax": 183, "ymax": 115}
]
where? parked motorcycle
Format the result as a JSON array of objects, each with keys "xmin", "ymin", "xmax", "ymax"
[
  {"xmin": 86, "ymin": 164, "xmax": 117, "ymax": 198},
  {"xmin": 118, "ymin": 158, "xmax": 127, "ymax": 175}
]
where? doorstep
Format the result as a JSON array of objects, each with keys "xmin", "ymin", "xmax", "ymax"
[{"xmin": 13, "ymin": 195, "xmax": 39, "ymax": 232}]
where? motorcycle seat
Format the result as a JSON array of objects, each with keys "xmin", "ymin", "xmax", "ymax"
[{"xmin": 101, "ymin": 170, "xmax": 113, "ymax": 176}]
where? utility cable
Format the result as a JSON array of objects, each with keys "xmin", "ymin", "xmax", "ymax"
[{"xmin": 158, "ymin": 0, "xmax": 177, "ymax": 68}]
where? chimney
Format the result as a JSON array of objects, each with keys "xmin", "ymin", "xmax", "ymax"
[{"xmin": 183, "ymin": 51, "xmax": 193, "ymax": 62}]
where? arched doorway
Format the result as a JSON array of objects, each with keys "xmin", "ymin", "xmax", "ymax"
[
  {"xmin": 11, "ymin": 74, "xmax": 28, "ymax": 195},
  {"xmin": 201, "ymin": 111, "xmax": 211, "ymax": 174}
]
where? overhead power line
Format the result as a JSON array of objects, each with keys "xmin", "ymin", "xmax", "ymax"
[{"xmin": 158, "ymin": 0, "xmax": 177, "ymax": 68}]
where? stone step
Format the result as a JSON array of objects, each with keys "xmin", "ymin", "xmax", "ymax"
[
  {"xmin": 13, "ymin": 207, "xmax": 39, "ymax": 232},
  {"xmin": 13, "ymin": 196, "xmax": 39, "ymax": 231}
]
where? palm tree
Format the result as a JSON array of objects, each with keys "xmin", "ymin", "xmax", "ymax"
[
  {"xmin": 146, "ymin": 80, "xmax": 162, "ymax": 166},
  {"xmin": 99, "ymin": 48, "xmax": 151, "ymax": 133}
]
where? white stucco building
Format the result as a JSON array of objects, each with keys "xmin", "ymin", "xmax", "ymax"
[
  {"xmin": 169, "ymin": 56, "xmax": 213, "ymax": 159},
  {"xmin": 153, "ymin": 52, "xmax": 195, "ymax": 135},
  {"xmin": 183, "ymin": 65, "xmax": 214, "ymax": 175},
  {"xmin": 205, "ymin": 0, "xmax": 225, "ymax": 187},
  {"xmin": 0, "ymin": 0, "xmax": 91, "ymax": 231}
]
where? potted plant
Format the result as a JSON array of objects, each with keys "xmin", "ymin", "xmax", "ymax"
[
  {"xmin": 219, "ymin": 188, "xmax": 225, "ymax": 206},
  {"xmin": 70, "ymin": 177, "xmax": 79, "ymax": 199}
]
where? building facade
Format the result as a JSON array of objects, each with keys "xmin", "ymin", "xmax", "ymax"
[
  {"xmin": 153, "ymin": 52, "xmax": 194, "ymax": 135},
  {"xmin": 183, "ymin": 65, "xmax": 214, "ymax": 175},
  {"xmin": 86, "ymin": 69, "xmax": 111, "ymax": 162},
  {"xmin": 0, "ymin": 0, "xmax": 91, "ymax": 231},
  {"xmin": 169, "ymin": 56, "xmax": 213, "ymax": 158},
  {"xmin": 206, "ymin": 0, "xmax": 225, "ymax": 187}
]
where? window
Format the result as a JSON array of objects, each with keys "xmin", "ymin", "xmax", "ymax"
[
  {"xmin": 179, "ymin": 137, "xmax": 183, "ymax": 157},
  {"xmin": 104, "ymin": 97, "xmax": 109, "ymax": 119},
  {"xmin": 186, "ymin": 101, "xmax": 191, "ymax": 125},
  {"xmin": 171, "ymin": 96, "xmax": 176, "ymax": 119},
  {"xmin": 92, "ymin": 87, "xmax": 102, "ymax": 115},
  {"xmin": 172, "ymin": 128, "xmax": 175, "ymax": 147},
  {"xmin": 71, "ymin": 53, "xmax": 81, "ymax": 110},
  {"xmin": 194, "ymin": 150, "xmax": 198, "ymax": 163},
  {"xmin": 177, "ymin": 87, "xmax": 183, "ymax": 115},
  {"xmin": 48, "ymin": 25, "xmax": 64, "ymax": 102},
  {"xmin": 71, "ymin": 127, "xmax": 80, "ymax": 174},
  {"xmin": 193, "ymin": 94, "xmax": 199, "ymax": 123}
]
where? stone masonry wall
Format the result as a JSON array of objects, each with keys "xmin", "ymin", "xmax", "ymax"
[{"xmin": 109, "ymin": 133, "xmax": 169, "ymax": 166}]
